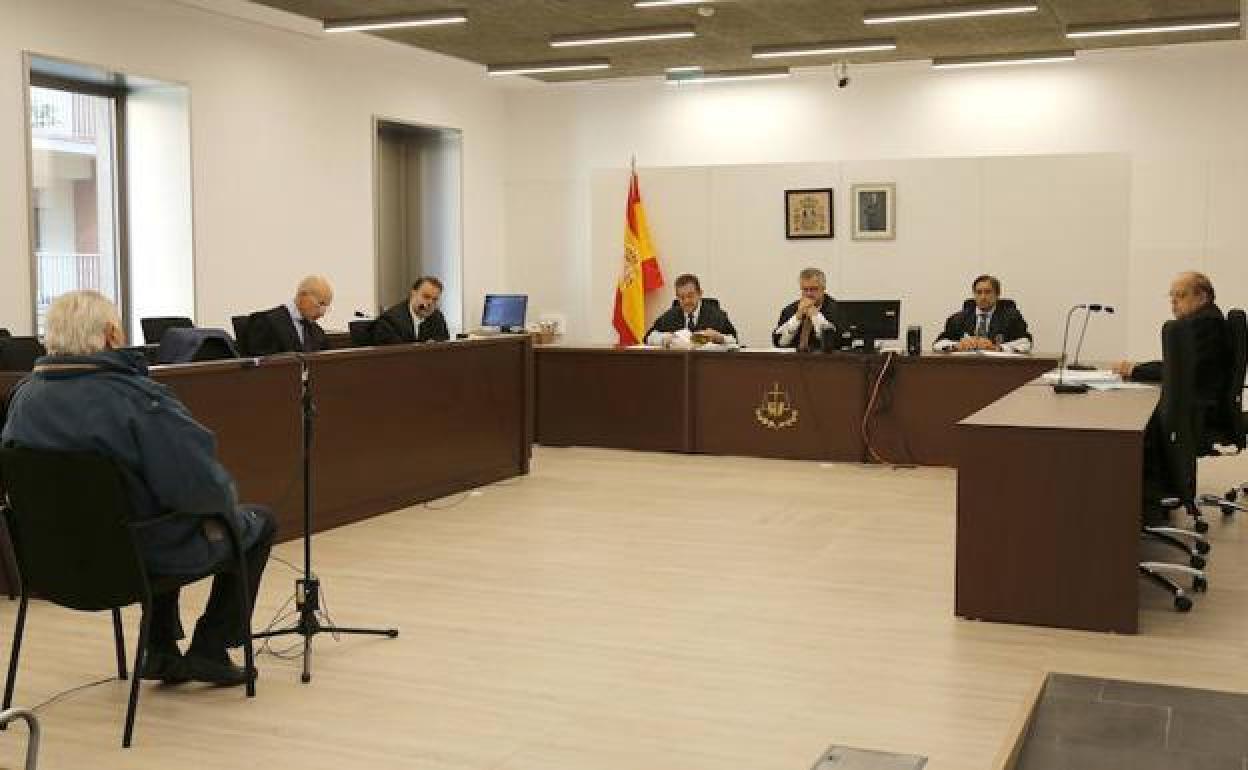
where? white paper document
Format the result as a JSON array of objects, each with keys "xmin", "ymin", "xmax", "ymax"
[{"xmin": 1040, "ymin": 369, "xmax": 1122, "ymax": 385}]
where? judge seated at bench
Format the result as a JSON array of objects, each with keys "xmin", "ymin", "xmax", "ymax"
[
  {"xmin": 372, "ymin": 276, "xmax": 451, "ymax": 345},
  {"xmin": 933, "ymin": 274, "xmax": 1033, "ymax": 353},
  {"xmin": 773, "ymin": 267, "xmax": 837, "ymax": 351},
  {"xmin": 645, "ymin": 273, "xmax": 738, "ymax": 349},
  {"xmin": 244, "ymin": 275, "xmax": 333, "ymax": 355}
]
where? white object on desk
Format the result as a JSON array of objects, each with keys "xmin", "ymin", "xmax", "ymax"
[{"xmin": 1040, "ymin": 368, "xmax": 1121, "ymax": 385}]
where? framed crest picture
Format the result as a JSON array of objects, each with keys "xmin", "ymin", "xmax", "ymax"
[
  {"xmin": 852, "ymin": 183, "xmax": 896, "ymax": 240},
  {"xmin": 785, "ymin": 188, "xmax": 834, "ymax": 239}
]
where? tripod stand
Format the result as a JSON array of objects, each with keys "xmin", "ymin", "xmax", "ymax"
[{"xmin": 253, "ymin": 356, "xmax": 398, "ymax": 683}]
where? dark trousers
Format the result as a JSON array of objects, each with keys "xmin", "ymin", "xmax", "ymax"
[{"xmin": 149, "ymin": 506, "xmax": 277, "ymax": 652}]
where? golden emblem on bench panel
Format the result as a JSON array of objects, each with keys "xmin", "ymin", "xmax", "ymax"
[{"xmin": 755, "ymin": 381, "xmax": 798, "ymax": 430}]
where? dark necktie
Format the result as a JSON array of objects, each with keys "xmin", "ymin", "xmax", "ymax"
[
  {"xmin": 975, "ymin": 313, "xmax": 988, "ymax": 338},
  {"xmin": 686, "ymin": 313, "xmax": 695, "ymax": 332},
  {"xmin": 299, "ymin": 319, "xmax": 316, "ymax": 352},
  {"xmin": 798, "ymin": 316, "xmax": 814, "ymax": 352}
]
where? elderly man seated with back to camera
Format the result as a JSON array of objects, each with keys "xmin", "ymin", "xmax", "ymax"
[{"xmin": 1, "ymin": 290, "xmax": 275, "ymax": 686}]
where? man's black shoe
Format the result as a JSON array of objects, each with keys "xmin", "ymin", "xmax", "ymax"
[
  {"xmin": 184, "ymin": 652, "xmax": 257, "ymax": 687},
  {"xmin": 140, "ymin": 649, "xmax": 190, "ymax": 684}
]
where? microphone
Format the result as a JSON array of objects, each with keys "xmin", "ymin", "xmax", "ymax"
[
  {"xmin": 1067, "ymin": 304, "xmax": 1116, "ymax": 371},
  {"xmin": 1055, "ymin": 304, "xmax": 1093, "ymax": 394}
]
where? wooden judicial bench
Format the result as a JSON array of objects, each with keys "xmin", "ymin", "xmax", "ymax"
[
  {"xmin": 0, "ymin": 336, "xmax": 533, "ymax": 569},
  {"xmin": 536, "ymin": 347, "xmax": 1058, "ymax": 467}
]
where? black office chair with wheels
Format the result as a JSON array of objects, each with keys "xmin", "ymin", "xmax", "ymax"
[
  {"xmin": 139, "ymin": 316, "xmax": 194, "ymax": 346},
  {"xmin": 1193, "ymin": 308, "xmax": 1247, "ymax": 514},
  {"xmin": 0, "ymin": 338, "xmax": 46, "ymax": 373},
  {"xmin": 1140, "ymin": 318, "xmax": 1209, "ymax": 611},
  {"xmin": 348, "ymin": 318, "xmax": 375, "ymax": 347},
  {"xmin": 0, "ymin": 448, "xmax": 257, "ymax": 747},
  {"xmin": 231, "ymin": 315, "xmax": 251, "ymax": 356}
]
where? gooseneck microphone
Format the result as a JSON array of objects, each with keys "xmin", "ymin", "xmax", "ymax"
[
  {"xmin": 1055, "ymin": 304, "xmax": 1096, "ymax": 394},
  {"xmin": 1067, "ymin": 304, "xmax": 1116, "ymax": 371}
]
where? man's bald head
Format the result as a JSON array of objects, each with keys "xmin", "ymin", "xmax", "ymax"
[
  {"xmin": 295, "ymin": 275, "xmax": 333, "ymax": 322},
  {"xmin": 1169, "ymin": 271, "xmax": 1215, "ymax": 320}
]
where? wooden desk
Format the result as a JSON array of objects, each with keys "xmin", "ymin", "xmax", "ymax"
[
  {"xmin": 691, "ymin": 352, "xmax": 868, "ymax": 462},
  {"xmin": 535, "ymin": 347, "xmax": 1058, "ymax": 467},
  {"xmin": 869, "ymin": 354, "xmax": 1057, "ymax": 466},
  {"xmin": 0, "ymin": 337, "xmax": 532, "ymax": 545},
  {"xmin": 307, "ymin": 338, "xmax": 533, "ymax": 533},
  {"xmin": 956, "ymin": 386, "xmax": 1159, "ymax": 633},
  {"xmin": 536, "ymin": 347, "xmax": 690, "ymax": 452}
]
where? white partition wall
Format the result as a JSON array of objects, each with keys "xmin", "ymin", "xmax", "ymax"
[
  {"xmin": 503, "ymin": 40, "xmax": 1248, "ymax": 362},
  {"xmin": 582, "ymin": 155, "xmax": 1130, "ymax": 357}
]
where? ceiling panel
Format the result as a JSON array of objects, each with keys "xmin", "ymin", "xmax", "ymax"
[{"xmin": 252, "ymin": 0, "xmax": 1244, "ymax": 81}]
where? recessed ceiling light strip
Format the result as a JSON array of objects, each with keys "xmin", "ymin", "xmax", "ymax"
[
  {"xmin": 865, "ymin": 2, "xmax": 1039, "ymax": 25},
  {"xmin": 666, "ymin": 66, "xmax": 791, "ymax": 84},
  {"xmin": 752, "ymin": 38, "xmax": 898, "ymax": 59},
  {"xmin": 487, "ymin": 58, "xmax": 612, "ymax": 76},
  {"xmin": 324, "ymin": 10, "xmax": 468, "ymax": 33},
  {"xmin": 931, "ymin": 49, "xmax": 1075, "ymax": 69},
  {"xmin": 550, "ymin": 25, "xmax": 697, "ymax": 47},
  {"xmin": 1066, "ymin": 15, "xmax": 1240, "ymax": 38}
]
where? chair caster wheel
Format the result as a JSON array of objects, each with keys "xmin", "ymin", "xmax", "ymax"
[
  {"xmin": 1193, "ymin": 577, "xmax": 1208, "ymax": 593},
  {"xmin": 1195, "ymin": 540, "xmax": 1211, "ymax": 555},
  {"xmin": 1193, "ymin": 519, "xmax": 1210, "ymax": 534},
  {"xmin": 301, "ymin": 672, "xmax": 311, "ymax": 683},
  {"xmin": 1190, "ymin": 555, "xmax": 1207, "ymax": 570},
  {"xmin": 1175, "ymin": 595, "xmax": 1193, "ymax": 612}
]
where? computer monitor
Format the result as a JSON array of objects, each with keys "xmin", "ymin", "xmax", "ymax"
[
  {"xmin": 836, "ymin": 300, "xmax": 901, "ymax": 352},
  {"xmin": 482, "ymin": 294, "xmax": 528, "ymax": 333}
]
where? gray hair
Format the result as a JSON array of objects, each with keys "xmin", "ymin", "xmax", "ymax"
[
  {"xmin": 44, "ymin": 290, "xmax": 123, "ymax": 355},
  {"xmin": 296, "ymin": 275, "xmax": 333, "ymax": 301},
  {"xmin": 799, "ymin": 267, "xmax": 826, "ymax": 286}
]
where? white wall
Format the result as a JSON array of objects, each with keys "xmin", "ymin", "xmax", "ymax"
[
  {"xmin": 587, "ymin": 155, "xmax": 1130, "ymax": 356},
  {"xmin": 126, "ymin": 84, "xmax": 194, "ymax": 341},
  {"xmin": 1, "ymin": 0, "xmax": 506, "ymax": 335},
  {"xmin": 502, "ymin": 41, "xmax": 1248, "ymax": 360}
]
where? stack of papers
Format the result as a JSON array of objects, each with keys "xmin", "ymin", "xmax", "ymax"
[{"xmin": 1040, "ymin": 369, "xmax": 1122, "ymax": 385}]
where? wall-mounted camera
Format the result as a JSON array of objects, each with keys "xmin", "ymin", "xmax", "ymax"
[{"xmin": 837, "ymin": 61, "xmax": 850, "ymax": 89}]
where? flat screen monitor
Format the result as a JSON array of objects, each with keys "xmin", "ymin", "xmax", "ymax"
[
  {"xmin": 837, "ymin": 300, "xmax": 901, "ymax": 351},
  {"xmin": 482, "ymin": 294, "xmax": 528, "ymax": 332}
]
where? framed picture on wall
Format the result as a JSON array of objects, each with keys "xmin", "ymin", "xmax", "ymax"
[
  {"xmin": 784, "ymin": 188, "xmax": 834, "ymax": 239},
  {"xmin": 852, "ymin": 183, "xmax": 896, "ymax": 240}
]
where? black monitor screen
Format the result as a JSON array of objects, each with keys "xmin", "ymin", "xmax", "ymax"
[
  {"xmin": 482, "ymin": 294, "xmax": 528, "ymax": 331},
  {"xmin": 837, "ymin": 300, "xmax": 901, "ymax": 342}
]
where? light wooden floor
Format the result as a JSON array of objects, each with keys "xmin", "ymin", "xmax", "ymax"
[{"xmin": 1, "ymin": 446, "xmax": 1246, "ymax": 770}]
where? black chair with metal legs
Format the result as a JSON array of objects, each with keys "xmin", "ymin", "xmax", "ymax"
[
  {"xmin": 0, "ymin": 448, "xmax": 257, "ymax": 747},
  {"xmin": 1193, "ymin": 308, "xmax": 1248, "ymax": 515},
  {"xmin": 1139, "ymin": 318, "xmax": 1210, "ymax": 612}
]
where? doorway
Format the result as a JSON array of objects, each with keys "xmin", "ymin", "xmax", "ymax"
[{"xmin": 374, "ymin": 119, "xmax": 463, "ymax": 331}]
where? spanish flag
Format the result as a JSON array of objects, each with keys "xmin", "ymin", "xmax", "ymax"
[{"xmin": 612, "ymin": 167, "xmax": 665, "ymax": 345}]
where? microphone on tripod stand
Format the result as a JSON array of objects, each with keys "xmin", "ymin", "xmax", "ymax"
[{"xmin": 1067, "ymin": 304, "xmax": 1115, "ymax": 371}]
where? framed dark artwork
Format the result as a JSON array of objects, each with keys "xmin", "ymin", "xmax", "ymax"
[
  {"xmin": 785, "ymin": 188, "xmax": 834, "ymax": 239},
  {"xmin": 852, "ymin": 183, "xmax": 896, "ymax": 240}
]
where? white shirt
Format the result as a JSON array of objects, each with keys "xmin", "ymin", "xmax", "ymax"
[
  {"xmin": 645, "ymin": 302, "xmax": 738, "ymax": 347},
  {"xmin": 286, "ymin": 301, "xmax": 307, "ymax": 347},
  {"xmin": 409, "ymin": 304, "xmax": 426, "ymax": 339},
  {"xmin": 774, "ymin": 302, "xmax": 833, "ymax": 347}
]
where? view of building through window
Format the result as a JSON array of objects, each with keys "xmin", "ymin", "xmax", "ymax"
[{"xmin": 29, "ymin": 85, "xmax": 121, "ymax": 333}]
